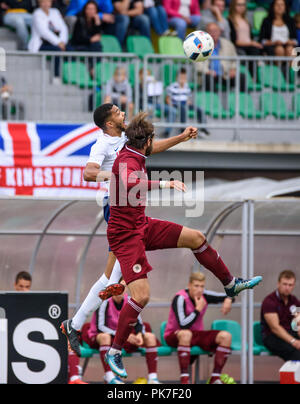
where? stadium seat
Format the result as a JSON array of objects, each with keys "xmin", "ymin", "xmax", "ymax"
[
  {"xmin": 197, "ymin": 92, "xmax": 234, "ymax": 119},
  {"xmin": 253, "ymin": 321, "xmax": 272, "ymax": 355},
  {"xmin": 229, "ymin": 92, "xmax": 264, "ymax": 119},
  {"xmin": 101, "ymin": 35, "xmax": 122, "ymax": 53},
  {"xmin": 126, "ymin": 36, "xmax": 154, "ymax": 58},
  {"xmin": 62, "ymin": 61, "xmax": 95, "ymax": 88},
  {"xmin": 258, "ymin": 64, "xmax": 295, "ymax": 92},
  {"xmin": 211, "ymin": 320, "xmax": 242, "ymax": 351},
  {"xmin": 239, "ymin": 65, "xmax": 262, "ymax": 92},
  {"xmin": 252, "ymin": 10, "xmax": 268, "ymax": 36},
  {"xmin": 158, "ymin": 37, "xmax": 185, "ymax": 56},
  {"xmin": 292, "ymin": 94, "xmax": 300, "ymax": 118},
  {"xmin": 260, "ymin": 93, "xmax": 295, "ymax": 119}
]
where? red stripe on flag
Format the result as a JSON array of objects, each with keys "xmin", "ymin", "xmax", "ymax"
[
  {"xmin": 46, "ymin": 127, "xmax": 98, "ymax": 156},
  {"xmin": 8, "ymin": 123, "xmax": 34, "ymax": 196}
]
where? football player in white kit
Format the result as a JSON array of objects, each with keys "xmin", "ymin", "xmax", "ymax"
[{"xmin": 61, "ymin": 103, "xmax": 198, "ymax": 356}]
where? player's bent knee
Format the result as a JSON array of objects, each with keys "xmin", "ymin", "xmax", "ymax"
[
  {"xmin": 97, "ymin": 333, "xmax": 111, "ymax": 346},
  {"xmin": 177, "ymin": 329, "xmax": 192, "ymax": 344},
  {"xmin": 217, "ymin": 331, "xmax": 232, "ymax": 346},
  {"xmin": 144, "ymin": 332, "xmax": 156, "ymax": 346}
]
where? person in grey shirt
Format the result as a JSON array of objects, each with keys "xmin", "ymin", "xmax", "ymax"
[
  {"xmin": 104, "ymin": 66, "xmax": 134, "ymax": 119},
  {"xmin": 198, "ymin": 0, "xmax": 231, "ymax": 40}
]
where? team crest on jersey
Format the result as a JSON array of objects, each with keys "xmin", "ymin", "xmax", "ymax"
[{"xmin": 133, "ymin": 264, "xmax": 142, "ymax": 273}]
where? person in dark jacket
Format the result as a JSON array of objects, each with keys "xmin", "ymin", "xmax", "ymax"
[
  {"xmin": 259, "ymin": 0, "xmax": 298, "ymax": 57},
  {"xmin": 1, "ymin": 0, "xmax": 34, "ymax": 49},
  {"xmin": 70, "ymin": 0, "xmax": 102, "ymax": 52}
]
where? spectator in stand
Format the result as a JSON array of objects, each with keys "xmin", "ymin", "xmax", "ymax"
[
  {"xmin": 164, "ymin": 272, "xmax": 233, "ymax": 384},
  {"xmin": 1, "ymin": 0, "xmax": 34, "ymax": 50},
  {"xmin": 143, "ymin": 0, "xmax": 169, "ymax": 36},
  {"xmin": 198, "ymin": 0, "xmax": 231, "ymax": 40},
  {"xmin": 228, "ymin": 0, "xmax": 263, "ymax": 56},
  {"xmin": 70, "ymin": 1, "xmax": 102, "ymax": 53},
  {"xmin": 13, "ymin": 271, "xmax": 87, "ymax": 384},
  {"xmin": 81, "ymin": 281, "xmax": 161, "ymax": 384},
  {"xmin": 166, "ymin": 67, "xmax": 209, "ymax": 136},
  {"xmin": 259, "ymin": 0, "xmax": 298, "ymax": 58},
  {"xmin": 104, "ymin": 66, "xmax": 134, "ymax": 118},
  {"xmin": 261, "ymin": 270, "xmax": 300, "ymax": 361},
  {"xmin": 163, "ymin": 0, "xmax": 201, "ymax": 40},
  {"xmin": 295, "ymin": 13, "xmax": 300, "ymax": 44},
  {"xmin": 66, "ymin": 0, "xmax": 115, "ymax": 36},
  {"xmin": 196, "ymin": 22, "xmax": 247, "ymax": 92},
  {"xmin": 112, "ymin": 0, "xmax": 151, "ymax": 47},
  {"xmin": 28, "ymin": 0, "xmax": 69, "ymax": 79}
]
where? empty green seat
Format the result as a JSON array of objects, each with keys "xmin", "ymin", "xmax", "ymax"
[
  {"xmin": 126, "ymin": 35, "xmax": 154, "ymax": 58},
  {"xmin": 211, "ymin": 320, "xmax": 242, "ymax": 351},
  {"xmin": 158, "ymin": 37, "xmax": 185, "ymax": 56},
  {"xmin": 252, "ymin": 10, "xmax": 268, "ymax": 36},
  {"xmin": 101, "ymin": 35, "xmax": 122, "ymax": 53},
  {"xmin": 62, "ymin": 61, "xmax": 95, "ymax": 88},
  {"xmin": 260, "ymin": 93, "xmax": 295, "ymax": 119},
  {"xmin": 240, "ymin": 64, "xmax": 262, "ymax": 92},
  {"xmin": 229, "ymin": 92, "xmax": 264, "ymax": 119},
  {"xmin": 253, "ymin": 321, "xmax": 272, "ymax": 356},
  {"xmin": 292, "ymin": 93, "xmax": 300, "ymax": 118},
  {"xmin": 197, "ymin": 92, "xmax": 233, "ymax": 119},
  {"xmin": 258, "ymin": 64, "xmax": 295, "ymax": 92}
]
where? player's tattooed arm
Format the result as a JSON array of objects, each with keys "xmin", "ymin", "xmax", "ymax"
[
  {"xmin": 152, "ymin": 126, "xmax": 198, "ymax": 154},
  {"xmin": 83, "ymin": 162, "xmax": 111, "ymax": 182}
]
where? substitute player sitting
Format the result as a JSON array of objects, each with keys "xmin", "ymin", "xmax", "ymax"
[
  {"xmin": 165, "ymin": 272, "xmax": 233, "ymax": 385},
  {"xmin": 81, "ymin": 281, "xmax": 161, "ymax": 384},
  {"xmin": 105, "ymin": 112, "xmax": 262, "ymax": 378}
]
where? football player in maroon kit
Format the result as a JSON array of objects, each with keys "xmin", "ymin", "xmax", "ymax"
[{"xmin": 105, "ymin": 112, "xmax": 262, "ymax": 378}]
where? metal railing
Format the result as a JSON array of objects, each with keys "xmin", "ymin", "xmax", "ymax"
[{"xmin": 1, "ymin": 52, "xmax": 299, "ymax": 139}]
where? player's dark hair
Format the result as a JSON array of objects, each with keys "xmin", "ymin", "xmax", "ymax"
[
  {"xmin": 126, "ymin": 112, "xmax": 155, "ymax": 150},
  {"xmin": 93, "ymin": 104, "xmax": 114, "ymax": 130},
  {"xmin": 278, "ymin": 270, "xmax": 296, "ymax": 282},
  {"xmin": 15, "ymin": 271, "xmax": 32, "ymax": 284}
]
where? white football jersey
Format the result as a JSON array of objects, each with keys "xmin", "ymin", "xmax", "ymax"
[{"xmin": 87, "ymin": 130, "xmax": 127, "ymax": 197}]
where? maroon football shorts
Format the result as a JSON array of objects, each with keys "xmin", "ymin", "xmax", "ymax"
[
  {"xmin": 108, "ymin": 217, "xmax": 183, "ymax": 285},
  {"xmin": 165, "ymin": 330, "xmax": 220, "ymax": 353}
]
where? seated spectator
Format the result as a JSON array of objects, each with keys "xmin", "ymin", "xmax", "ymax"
[
  {"xmin": 163, "ymin": 0, "xmax": 201, "ymax": 40},
  {"xmin": 112, "ymin": 0, "xmax": 151, "ymax": 46},
  {"xmin": 259, "ymin": 0, "xmax": 298, "ymax": 58},
  {"xmin": 228, "ymin": 0, "xmax": 263, "ymax": 56},
  {"xmin": 13, "ymin": 271, "xmax": 87, "ymax": 384},
  {"xmin": 70, "ymin": 1, "xmax": 102, "ymax": 53},
  {"xmin": 1, "ymin": 76, "xmax": 25, "ymax": 120},
  {"xmin": 295, "ymin": 13, "xmax": 300, "ymax": 44},
  {"xmin": 65, "ymin": 0, "xmax": 115, "ymax": 36},
  {"xmin": 164, "ymin": 272, "xmax": 233, "ymax": 384},
  {"xmin": 104, "ymin": 66, "xmax": 134, "ymax": 118},
  {"xmin": 143, "ymin": 0, "xmax": 169, "ymax": 36},
  {"xmin": 261, "ymin": 270, "xmax": 300, "ymax": 361},
  {"xmin": 166, "ymin": 67, "xmax": 209, "ymax": 136},
  {"xmin": 1, "ymin": 0, "xmax": 33, "ymax": 50},
  {"xmin": 81, "ymin": 281, "xmax": 161, "ymax": 384},
  {"xmin": 28, "ymin": 0, "xmax": 69, "ymax": 78},
  {"xmin": 196, "ymin": 22, "xmax": 247, "ymax": 92},
  {"xmin": 198, "ymin": 0, "xmax": 231, "ymax": 40}
]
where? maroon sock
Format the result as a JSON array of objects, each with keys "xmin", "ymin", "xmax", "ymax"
[
  {"xmin": 177, "ymin": 345, "xmax": 191, "ymax": 380},
  {"xmin": 213, "ymin": 346, "xmax": 231, "ymax": 375},
  {"xmin": 68, "ymin": 351, "xmax": 80, "ymax": 380},
  {"xmin": 112, "ymin": 298, "xmax": 144, "ymax": 351},
  {"xmin": 145, "ymin": 347, "xmax": 158, "ymax": 374},
  {"xmin": 99, "ymin": 345, "xmax": 111, "ymax": 373},
  {"xmin": 193, "ymin": 240, "xmax": 234, "ymax": 286}
]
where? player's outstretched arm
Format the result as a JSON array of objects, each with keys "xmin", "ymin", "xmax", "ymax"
[
  {"xmin": 160, "ymin": 180, "xmax": 187, "ymax": 193},
  {"xmin": 152, "ymin": 127, "xmax": 198, "ymax": 154},
  {"xmin": 83, "ymin": 162, "xmax": 111, "ymax": 182}
]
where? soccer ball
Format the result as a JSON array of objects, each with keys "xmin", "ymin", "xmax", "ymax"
[{"xmin": 183, "ymin": 31, "xmax": 214, "ymax": 62}]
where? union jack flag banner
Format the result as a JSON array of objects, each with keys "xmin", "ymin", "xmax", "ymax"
[{"xmin": 0, "ymin": 122, "xmax": 104, "ymax": 197}]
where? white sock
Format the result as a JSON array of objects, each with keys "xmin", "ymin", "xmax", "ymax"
[
  {"xmin": 106, "ymin": 260, "xmax": 122, "ymax": 287},
  {"xmin": 224, "ymin": 277, "xmax": 236, "ymax": 289},
  {"xmin": 105, "ymin": 371, "xmax": 115, "ymax": 383},
  {"xmin": 109, "ymin": 347, "xmax": 122, "ymax": 356},
  {"xmin": 71, "ymin": 274, "xmax": 109, "ymax": 331},
  {"xmin": 148, "ymin": 373, "xmax": 158, "ymax": 381}
]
